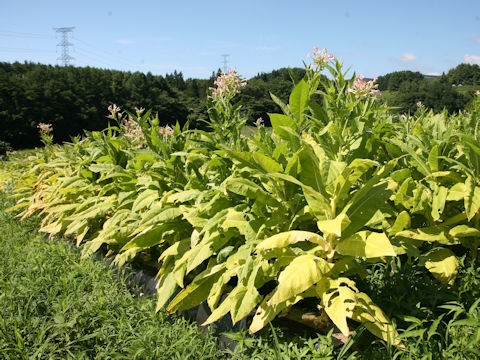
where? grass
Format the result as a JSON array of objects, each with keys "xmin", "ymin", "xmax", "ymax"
[{"xmin": 0, "ymin": 191, "xmax": 223, "ymax": 359}]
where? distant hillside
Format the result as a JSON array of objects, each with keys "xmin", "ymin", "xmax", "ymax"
[{"xmin": 424, "ymin": 74, "xmax": 440, "ymax": 82}]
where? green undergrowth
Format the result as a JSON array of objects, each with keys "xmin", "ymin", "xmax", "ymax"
[{"xmin": 0, "ymin": 191, "xmax": 223, "ymax": 360}]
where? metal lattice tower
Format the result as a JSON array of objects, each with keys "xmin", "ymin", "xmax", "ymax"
[
  {"xmin": 221, "ymin": 54, "xmax": 229, "ymax": 73},
  {"xmin": 54, "ymin": 27, "xmax": 75, "ymax": 65}
]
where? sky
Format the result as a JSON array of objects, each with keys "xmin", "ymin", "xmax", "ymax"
[{"xmin": 1, "ymin": 0, "xmax": 480, "ymax": 80}]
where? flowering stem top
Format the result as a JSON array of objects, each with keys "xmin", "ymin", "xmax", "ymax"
[
  {"xmin": 308, "ymin": 46, "xmax": 335, "ymax": 71},
  {"xmin": 347, "ymin": 75, "xmax": 381, "ymax": 98},
  {"xmin": 37, "ymin": 122, "xmax": 53, "ymax": 146},
  {"xmin": 209, "ymin": 69, "xmax": 247, "ymax": 102}
]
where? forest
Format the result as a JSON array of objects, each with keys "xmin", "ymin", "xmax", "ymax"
[{"xmin": 0, "ymin": 61, "xmax": 479, "ymax": 150}]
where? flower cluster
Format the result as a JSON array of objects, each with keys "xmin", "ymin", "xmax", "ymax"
[
  {"xmin": 159, "ymin": 125, "xmax": 174, "ymax": 136},
  {"xmin": 107, "ymin": 104, "xmax": 123, "ymax": 120},
  {"xmin": 37, "ymin": 122, "xmax": 52, "ymax": 134},
  {"xmin": 120, "ymin": 116, "xmax": 145, "ymax": 149},
  {"xmin": 308, "ymin": 46, "xmax": 335, "ymax": 70},
  {"xmin": 209, "ymin": 69, "xmax": 247, "ymax": 101},
  {"xmin": 37, "ymin": 122, "xmax": 53, "ymax": 146},
  {"xmin": 347, "ymin": 75, "xmax": 381, "ymax": 97}
]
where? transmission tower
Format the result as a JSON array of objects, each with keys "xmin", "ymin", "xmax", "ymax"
[
  {"xmin": 54, "ymin": 27, "xmax": 75, "ymax": 65},
  {"xmin": 221, "ymin": 54, "xmax": 229, "ymax": 73}
]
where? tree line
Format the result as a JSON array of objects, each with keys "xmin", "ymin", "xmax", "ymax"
[
  {"xmin": 377, "ymin": 64, "xmax": 480, "ymax": 114},
  {"xmin": 0, "ymin": 61, "xmax": 479, "ymax": 149}
]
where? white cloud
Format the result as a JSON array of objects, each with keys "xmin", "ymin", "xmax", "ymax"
[
  {"xmin": 116, "ymin": 39, "xmax": 135, "ymax": 44},
  {"xmin": 427, "ymin": 72, "xmax": 442, "ymax": 76},
  {"xmin": 463, "ymin": 54, "xmax": 480, "ymax": 65},
  {"xmin": 397, "ymin": 52, "xmax": 418, "ymax": 62},
  {"xmin": 468, "ymin": 35, "xmax": 480, "ymax": 44}
]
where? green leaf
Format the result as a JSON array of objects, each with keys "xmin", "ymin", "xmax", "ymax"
[
  {"xmin": 449, "ymin": 224, "xmax": 480, "ymax": 238},
  {"xmin": 343, "ymin": 181, "xmax": 393, "ymax": 239},
  {"xmin": 270, "ymin": 92, "xmax": 292, "ymax": 117},
  {"xmin": 269, "ymin": 113, "xmax": 298, "ymax": 140},
  {"xmin": 226, "ymin": 151, "xmax": 283, "ymax": 174},
  {"xmin": 389, "ymin": 211, "xmax": 411, "ymax": 236},
  {"xmin": 166, "ymin": 264, "xmax": 225, "ymax": 313},
  {"xmin": 167, "ymin": 190, "xmax": 202, "ymax": 204},
  {"xmin": 224, "ymin": 177, "xmax": 279, "ymax": 206},
  {"xmin": 289, "ymin": 79, "xmax": 310, "ymax": 124},
  {"xmin": 336, "ymin": 231, "xmax": 396, "ymax": 258},
  {"xmin": 271, "ymin": 173, "xmax": 331, "ymax": 219},
  {"xmin": 446, "ymin": 183, "xmax": 466, "ymax": 202},
  {"xmin": 428, "ymin": 145, "xmax": 439, "ymax": 172}
]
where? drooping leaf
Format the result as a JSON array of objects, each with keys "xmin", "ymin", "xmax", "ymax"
[
  {"xmin": 166, "ymin": 264, "xmax": 225, "ymax": 313},
  {"xmin": 322, "ymin": 280, "xmax": 357, "ymax": 336},
  {"xmin": 351, "ymin": 292, "xmax": 401, "ymax": 345},
  {"xmin": 155, "ymin": 272, "xmax": 178, "ymax": 311}
]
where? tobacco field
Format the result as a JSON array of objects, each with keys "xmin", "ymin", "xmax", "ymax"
[{"xmin": 2, "ymin": 48, "xmax": 480, "ymax": 358}]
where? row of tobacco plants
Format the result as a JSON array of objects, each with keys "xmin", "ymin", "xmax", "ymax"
[{"xmin": 6, "ymin": 48, "xmax": 480, "ymax": 352}]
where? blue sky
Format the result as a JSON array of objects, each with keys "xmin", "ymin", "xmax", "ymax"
[{"xmin": 1, "ymin": 0, "xmax": 480, "ymax": 79}]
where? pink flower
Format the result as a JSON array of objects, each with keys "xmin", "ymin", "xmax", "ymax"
[
  {"xmin": 209, "ymin": 69, "xmax": 247, "ymax": 100},
  {"xmin": 308, "ymin": 46, "xmax": 335, "ymax": 70},
  {"xmin": 347, "ymin": 75, "xmax": 381, "ymax": 98},
  {"xmin": 37, "ymin": 123, "xmax": 52, "ymax": 134}
]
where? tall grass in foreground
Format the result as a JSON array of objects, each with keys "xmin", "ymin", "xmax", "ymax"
[{"xmin": 0, "ymin": 192, "xmax": 223, "ymax": 359}]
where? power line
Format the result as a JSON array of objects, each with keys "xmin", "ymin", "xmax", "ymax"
[
  {"xmin": 0, "ymin": 30, "xmax": 54, "ymax": 39},
  {"xmin": 54, "ymin": 27, "xmax": 75, "ymax": 65},
  {"xmin": 72, "ymin": 36, "xmax": 136, "ymax": 67},
  {"xmin": 0, "ymin": 46, "xmax": 55, "ymax": 53}
]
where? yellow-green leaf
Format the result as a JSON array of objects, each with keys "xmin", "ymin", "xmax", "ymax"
[
  {"xmin": 155, "ymin": 272, "xmax": 178, "ymax": 312},
  {"xmin": 317, "ymin": 213, "xmax": 350, "ymax": 238},
  {"xmin": 336, "ymin": 231, "xmax": 396, "ymax": 258},
  {"xmin": 250, "ymin": 290, "xmax": 306, "ymax": 333},
  {"xmin": 420, "ymin": 248, "xmax": 459, "ymax": 284},
  {"xmin": 257, "ymin": 231, "xmax": 328, "ymax": 251},
  {"xmin": 269, "ymin": 255, "xmax": 332, "ymax": 306},
  {"xmin": 395, "ymin": 226, "xmax": 459, "ymax": 245},
  {"xmin": 465, "ymin": 176, "xmax": 480, "ymax": 220},
  {"xmin": 323, "ymin": 283, "xmax": 357, "ymax": 336},
  {"xmin": 351, "ymin": 292, "xmax": 401, "ymax": 346}
]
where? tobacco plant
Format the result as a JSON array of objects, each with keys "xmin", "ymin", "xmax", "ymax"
[{"xmin": 6, "ymin": 49, "xmax": 480, "ymax": 351}]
